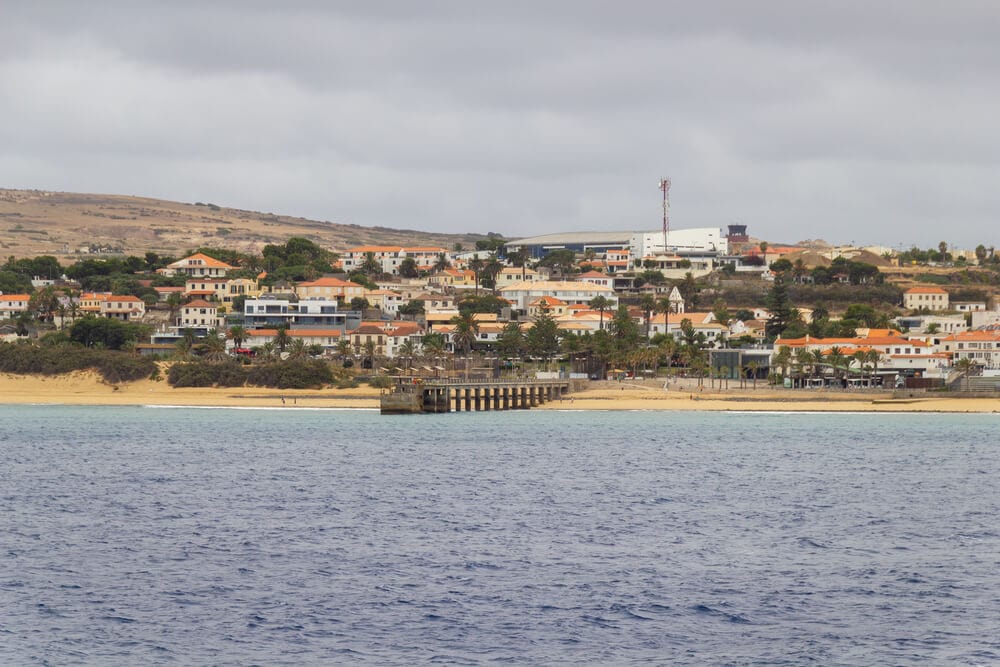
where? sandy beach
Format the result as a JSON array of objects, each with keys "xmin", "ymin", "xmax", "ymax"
[{"xmin": 2, "ymin": 372, "xmax": 999, "ymax": 413}]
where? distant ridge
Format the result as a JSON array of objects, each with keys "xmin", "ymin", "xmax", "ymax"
[{"xmin": 0, "ymin": 188, "xmax": 487, "ymax": 260}]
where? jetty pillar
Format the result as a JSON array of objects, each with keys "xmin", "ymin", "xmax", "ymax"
[{"xmin": 474, "ymin": 387, "xmax": 482, "ymax": 411}]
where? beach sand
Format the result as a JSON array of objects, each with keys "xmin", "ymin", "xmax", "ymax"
[{"xmin": 2, "ymin": 372, "xmax": 999, "ymax": 413}]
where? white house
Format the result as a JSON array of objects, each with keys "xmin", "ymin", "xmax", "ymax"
[{"xmin": 499, "ymin": 280, "xmax": 617, "ymax": 312}]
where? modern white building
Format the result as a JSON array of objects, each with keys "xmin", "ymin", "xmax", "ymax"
[{"xmin": 629, "ymin": 227, "xmax": 728, "ymax": 263}]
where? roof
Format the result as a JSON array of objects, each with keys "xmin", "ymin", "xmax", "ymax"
[
  {"xmin": 353, "ymin": 324, "xmax": 388, "ymax": 335},
  {"xmin": 905, "ymin": 286, "xmax": 948, "ymax": 294},
  {"xmin": 403, "ymin": 246, "xmax": 447, "ymax": 253},
  {"xmin": 500, "ymin": 280, "xmax": 615, "ymax": 293},
  {"xmin": 248, "ymin": 328, "xmax": 342, "ymax": 338},
  {"xmin": 0, "ymin": 294, "xmax": 30, "ymax": 301},
  {"xmin": 346, "ymin": 246, "xmax": 403, "ymax": 253},
  {"xmin": 940, "ymin": 330, "xmax": 1000, "ymax": 342},
  {"xmin": 530, "ymin": 296, "xmax": 567, "ymax": 306},
  {"xmin": 169, "ymin": 253, "xmax": 236, "ymax": 269},
  {"xmin": 506, "ymin": 231, "xmax": 634, "ymax": 246},
  {"xmin": 105, "ymin": 295, "xmax": 143, "ymax": 303},
  {"xmin": 297, "ymin": 277, "xmax": 360, "ymax": 288},
  {"xmin": 183, "ymin": 299, "xmax": 216, "ymax": 309}
]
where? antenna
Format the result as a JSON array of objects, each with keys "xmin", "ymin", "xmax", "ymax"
[{"xmin": 658, "ymin": 177, "xmax": 671, "ymax": 253}]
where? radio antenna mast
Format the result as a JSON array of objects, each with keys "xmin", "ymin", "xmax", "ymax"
[{"xmin": 658, "ymin": 177, "xmax": 671, "ymax": 253}]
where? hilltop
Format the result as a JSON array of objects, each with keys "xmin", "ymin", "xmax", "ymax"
[{"xmin": 0, "ymin": 189, "xmax": 487, "ymax": 260}]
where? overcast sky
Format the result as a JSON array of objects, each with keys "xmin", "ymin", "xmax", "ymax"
[{"xmin": 2, "ymin": 2, "xmax": 999, "ymax": 249}]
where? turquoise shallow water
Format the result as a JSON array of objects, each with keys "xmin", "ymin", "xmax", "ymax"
[{"xmin": 2, "ymin": 406, "xmax": 999, "ymax": 665}]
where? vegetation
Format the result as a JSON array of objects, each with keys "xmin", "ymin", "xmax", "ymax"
[
  {"xmin": 167, "ymin": 358, "xmax": 334, "ymax": 389},
  {"xmin": 0, "ymin": 342, "xmax": 156, "ymax": 383}
]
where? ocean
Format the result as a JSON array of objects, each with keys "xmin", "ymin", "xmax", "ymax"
[{"xmin": 2, "ymin": 405, "xmax": 999, "ymax": 665}]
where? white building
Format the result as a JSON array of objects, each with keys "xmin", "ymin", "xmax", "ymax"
[
  {"xmin": 629, "ymin": 227, "xmax": 728, "ymax": 264},
  {"xmin": 499, "ymin": 280, "xmax": 617, "ymax": 312}
]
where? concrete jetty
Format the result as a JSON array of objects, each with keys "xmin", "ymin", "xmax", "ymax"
[{"xmin": 380, "ymin": 378, "xmax": 574, "ymax": 414}]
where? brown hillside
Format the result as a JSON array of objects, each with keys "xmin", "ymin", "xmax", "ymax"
[{"xmin": 0, "ymin": 189, "xmax": 489, "ymax": 260}]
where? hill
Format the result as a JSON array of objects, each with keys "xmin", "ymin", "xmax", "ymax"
[{"xmin": 0, "ymin": 189, "xmax": 489, "ymax": 260}]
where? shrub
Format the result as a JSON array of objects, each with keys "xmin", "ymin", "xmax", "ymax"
[
  {"xmin": 167, "ymin": 361, "xmax": 248, "ymax": 387},
  {"xmin": 0, "ymin": 342, "xmax": 156, "ymax": 383},
  {"xmin": 246, "ymin": 359, "xmax": 333, "ymax": 389}
]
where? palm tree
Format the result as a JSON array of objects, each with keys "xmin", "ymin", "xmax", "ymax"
[
  {"xmin": 257, "ymin": 341, "xmax": 277, "ymax": 363},
  {"xmin": 197, "ymin": 329, "xmax": 229, "ymax": 362},
  {"xmin": 173, "ymin": 337, "xmax": 195, "ymax": 360},
  {"xmin": 655, "ymin": 296, "xmax": 673, "ymax": 341},
  {"xmin": 772, "ymin": 346, "xmax": 792, "ymax": 384},
  {"xmin": 639, "ymin": 293, "xmax": 656, "ymax": 339},
  {"xmin": 363, "ymin": 339, "xmax": 377, "ymax": 371},
  {"xmin": 335, "ymin": 338, "xmax": 352, "ymax": 365},
  {"xmin": 865, "ymin": 349, "xmax": 881, "ymax": 387},
  {"xmin": 794, "ymin": 348, "xmax": 813, "ymax": 384},
  {"xmin": 810, "ymin": 349, "xmax": 825, "ymax": 382},
  {"xmin": 450, "ymin": 312, "xmax": 479, "ymax": 355},
  {"xmin": 483, "ymin": 254, "xmax": 503, "ymax": 293},
  {"xmin": 360, "ymin": 251, "xmax": 381, "ymax": 275},
  {"xmin": 827, "ymin": 346, "xmax": 847, "ymax": 385},
  {"xmin": 421, "ymin": 332, "xmax": 446, "ymax": 358},
  {"xmin": 227, "ymin": 325, "xmax": 247, "ymax": 350},
  {"xmin": 589, "ymin": 295, "xmax": 612, "ymax": 331},
  {"xmin": 746, "ymin": 360, "xmax": 761, "ymax": 389},
  {"xmin": 274, "ymin": 323, "xmax": 291, "ymax": 355},
  {"xmin": 398, "ymin": 339, "xmax": 417, "ymax": 374},
  {"xmin": 468, "ymin": 256, "xmax": 484, "ymax": 295},
  {"xmin": 287, "ymin": 338, "xmax": 309, "ymax": 360}
]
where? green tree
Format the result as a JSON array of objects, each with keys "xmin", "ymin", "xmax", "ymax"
[
  {"xmin": 360, "ymin": 251, "xmax": 381, "ymax": 275},
  {"xmin": 197, "ymin": 329, "xmax": 229, "ymax": 362},
  {"xmin": 450, "ymin": 312, "xmax": 479, "ymax": 354},
  {"xmin": 764, "ymin": 273, "xmax": 795, "ymax": 341},
  {"xmin": 526, "ymin": 303, "xmax": 560, "ymax": 362},
  {"xmin": 399, "ymin": 256, "xmax": 419, "ymax": 278},
  {"xmin": 227, "ymin": 325, "xmax": 248, "ymax": 349},
  {"xmin": 468, "ymin": 256, "xmax": 484, "ymax": 295},
  {"xmin": 69, "ymin": 316, "xmax": 146, "ymax": 350},
  {"xmin": 536, "ymin": 249, "xmax": 576, "ymax": 277},
  {"xmin": 274, "ymin": 323, "xmax": 291, "ymax": 354},
  {"xmin": 398, "ymin": 299, "xmax": 425, "ymax": 317},
  {"xmin": 496, "ymin": 321, "xmax": 526, "ymax": 359},
  {"xmin": 589, "ymin": 295, "xmax": 612, "ymax": 331},
  {"xmin": 639, "ymin": 293, "xmax": 657, "ymax": 338}
]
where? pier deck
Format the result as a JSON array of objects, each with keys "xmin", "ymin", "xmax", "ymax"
[{"xmin": 380, "ymin": 379, "xmax": 573, "ymax": 414}]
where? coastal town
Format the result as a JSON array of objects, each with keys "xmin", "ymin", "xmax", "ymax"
[{"xmin": 2, "ymin": 218, "xmax": 1000, "ymax": 400}]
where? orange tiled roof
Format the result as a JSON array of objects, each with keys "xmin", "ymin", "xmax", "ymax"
[
  {"xmin": 347, "ymin": 246, "xmax": 403, "ymax": 253},
  {"xmin": 905, "ymin": 286, "xmax": 948, "ymax": 294},
  {"xmin": 171, "ymin": 253, "xmax": 236, "ymax": 269},
  {"xmin": 183, "ymin": 299, "xmax": 216, "ymax": 309},
  {"xmin": 940, "ymin": 330, "xmax": 1000, "ymax": 342}
]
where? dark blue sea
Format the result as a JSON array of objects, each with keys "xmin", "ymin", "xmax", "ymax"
[{"xmin": 2, "ymin": 405, "xmax": 999, "ymax": 665}]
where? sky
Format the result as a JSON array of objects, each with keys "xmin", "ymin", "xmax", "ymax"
[{"xmin": 2, "ymin": 1, "xmax": 999, "ymax": 250}]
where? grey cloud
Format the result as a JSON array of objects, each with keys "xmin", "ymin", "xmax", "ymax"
[{"xmin": 2, "ymin": 1, "xmax": 999, "ymax": 247}]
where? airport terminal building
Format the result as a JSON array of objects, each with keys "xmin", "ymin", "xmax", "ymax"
[{"xmin": 505, "ymin": 227, "xmax": 729, "ymax": 270}]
